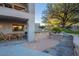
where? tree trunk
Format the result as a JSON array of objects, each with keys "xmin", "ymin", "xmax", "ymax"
[{"xmin": 61, "ymin": 22, "xmax": 66, "ymax": 28}]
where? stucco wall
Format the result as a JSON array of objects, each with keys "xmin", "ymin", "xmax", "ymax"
[
  {"xmin": 0, "ymin": 3, "xmax": 35, "ymax": 42},
  {"xmin": 0, "ymin": 7, "xmax": 29, "ymax": 19},
  {"xmin": 0, "ymin": 22, "xmax": 27, "ymax": 34}
]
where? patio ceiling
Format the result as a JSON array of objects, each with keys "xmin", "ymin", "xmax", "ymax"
[{"xmin": 0, "ymin": 15, "xmax": 28, "ymax": 23}]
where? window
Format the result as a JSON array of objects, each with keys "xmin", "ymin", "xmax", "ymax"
[
  {"xmin": 4, "ymin": 3, "xmax": 12, "ymax": 8},
  {"xmin": 13, "ymin": 3, "xmax": 28, "ymax": 12},
  {"xmin": 12, "ymin": 24, "xmax": 24, "ymax": 31},
  {"xmin": 0, "ymin": 3, "xmax": 28, "ymax": 12},
  {"xmin": 0, "ymin": 4, "xmax": 3, "ymax": 7},
  {"xmin": 14, "ymin": 5, "xmax": 25, "ymax": 11}
]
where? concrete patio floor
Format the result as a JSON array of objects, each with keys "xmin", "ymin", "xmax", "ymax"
[
  {"xmin": 0, "ymin": 32, "xmax": 60, "ymax": 55},
  {"xmin": 0, "ymin": 32, "xmax": 60, "ymax": 51},
  {"xmin": 24, "ymin": 32, "xmax": 60, "ymax": 51},
  {"xmin": 0, "ymin": 44, "xmax": 51, "ymax": 56}
]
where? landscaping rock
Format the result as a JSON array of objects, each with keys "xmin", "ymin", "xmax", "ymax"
[{"xmin": 43, "ymin": 34, "xmax": 75, "ymax": 56}]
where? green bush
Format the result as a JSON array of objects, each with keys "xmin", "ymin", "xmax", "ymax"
[
  {"xmin": 52, "ymin": 27, "xmax": 61, "ymax": 33},
  {"xmin": 50, "ymin": 27, "xmax": 79, "ymax": 34},
  {"xmin": 61, "ymin": 28, "xmax": 72, "ymax": 33},
  {"xmin": 61, "ymin": 28, "xmax": 79, "ymax": 34}
]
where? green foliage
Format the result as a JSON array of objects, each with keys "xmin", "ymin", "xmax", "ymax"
[
  {"xmin": 39, "ymin": 26, "xmax": 45, "ymax": 29},
  {"xmin": 51, "ymin": 27, "xmax": 61, "ymax": 33},
  {"xmin": 61, "ymin": 28, "xmax": 79, "ymax": 34},
  {"xmin": 51, "ymin": 27, "xmax": 79, "ymax": 34},
  {"xmin": 42, "ymin": 3, "xmax": 79, "ymax": 28}
]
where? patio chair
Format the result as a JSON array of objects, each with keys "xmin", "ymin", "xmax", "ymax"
[
  {"xmin": 23, "ymin": 32, "xmax": 27, "ymax": 40},
  {"xmin": 0, "ymin": 32, "xmax": 7, "ymax": 40}
]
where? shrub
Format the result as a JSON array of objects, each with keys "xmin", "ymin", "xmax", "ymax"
[
  {"xmin": 61, "ymin": 28, "xmax": 79, "ymax": 34},
  {"xmin": 52, "ymin": 27, "xmax": 61, "ymax": 33}
]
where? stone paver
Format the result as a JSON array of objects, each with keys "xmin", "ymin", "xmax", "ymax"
[
  {"xmin": 0, "ymin": 32, "xmax": 61, "ymax": 55},
  {"xmin": 24, "ymin": 32, "xmax": 60, "ymax": 51}
]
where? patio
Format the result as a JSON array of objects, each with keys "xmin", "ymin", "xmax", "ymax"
[
  {"xmin": 24, "ymin": 32, "xmax": 61, "ymax": 51},
  {"xmin": 0, "ymin": 32, "xmax": 60, "ymax": 51},
  {"xmin": 0, "ymin": 32, "xmax": 61, "ymax": 55},
  {"xmin": 0, "ymin": 44, "xmax": 50, "ymax": 56}
]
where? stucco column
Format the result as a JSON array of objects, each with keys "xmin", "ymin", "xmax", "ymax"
[{"xmin": 27, "ymin": 3, "xmax": 35, "ymax": 42}]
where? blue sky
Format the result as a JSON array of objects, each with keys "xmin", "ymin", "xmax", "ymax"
[{"xmin": 35, "ymin": 3, "xmax": 47, "ymax": 23}]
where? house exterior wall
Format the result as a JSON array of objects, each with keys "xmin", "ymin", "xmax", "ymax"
[
  {"xmin": 0, "ymin": 22, "xmax": 27, "ymax": 34},
  {"xmin": 0, "ymin": 3, "xmax": 35, "ymax": 42},
  {"xmin": 0, "ymin": 4, "xmax": 31, "ymax": 20}
]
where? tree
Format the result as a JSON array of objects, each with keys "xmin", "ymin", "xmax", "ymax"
[
  {"xmin": 42, "ymin": 3, "xmax": 79, "ymax": 28},
  {"xmin": 39, "ymin": 25, "xmax": 45, "ymax": 29}
]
